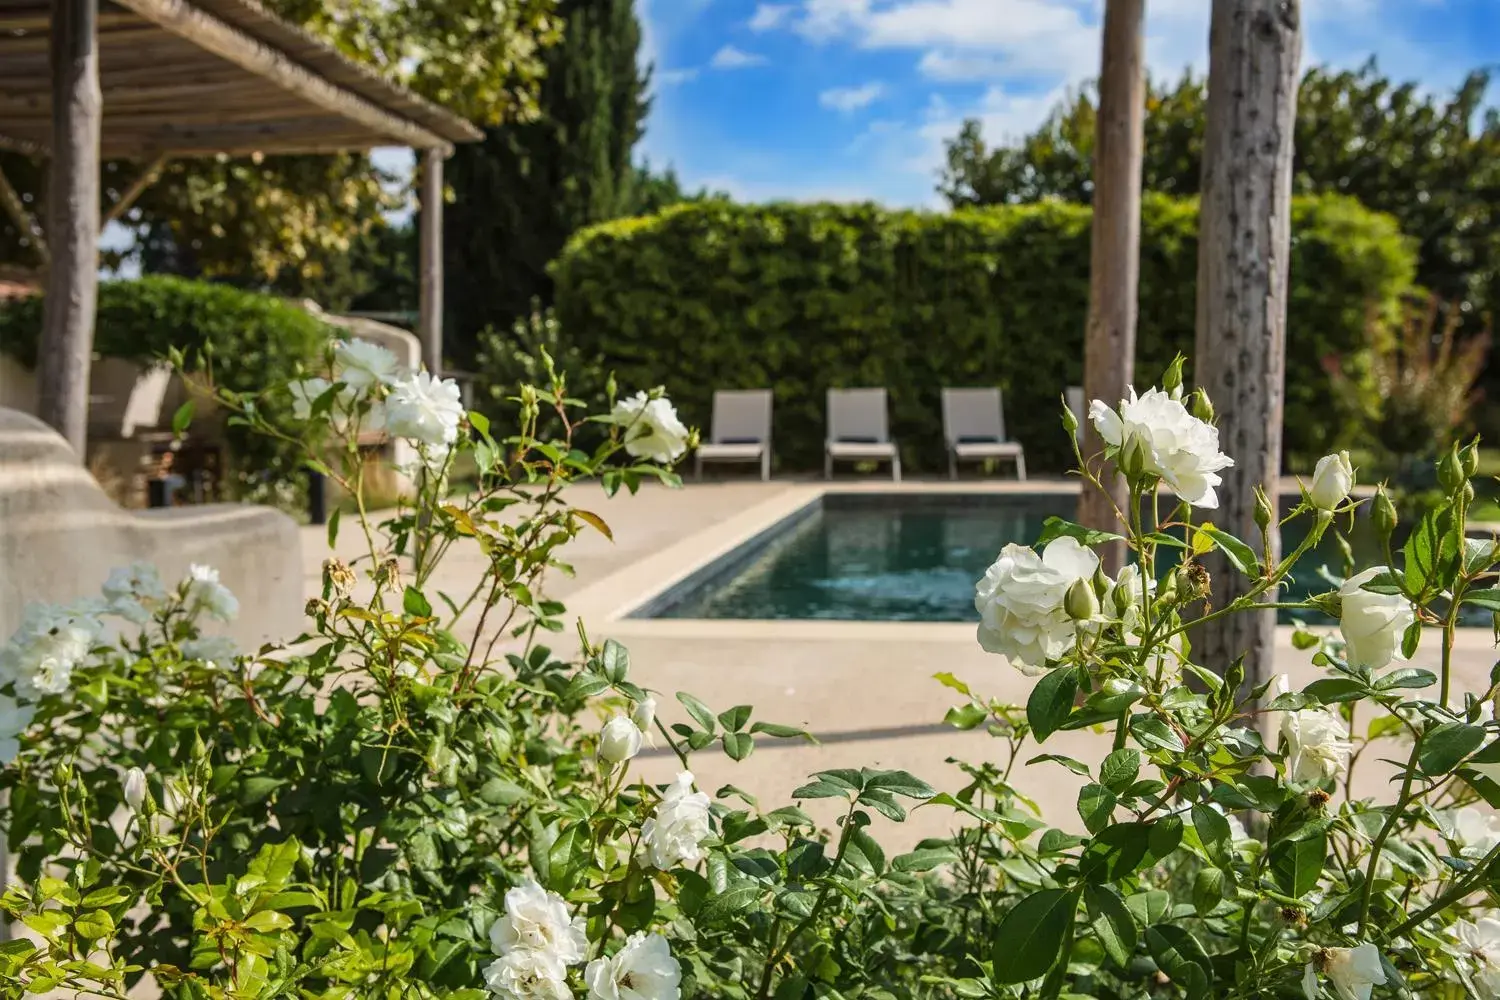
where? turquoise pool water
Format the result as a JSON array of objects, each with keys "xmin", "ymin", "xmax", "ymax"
[{"xmin": 637, "ymin": 493, "xmax": 1410, "ymax": 625}]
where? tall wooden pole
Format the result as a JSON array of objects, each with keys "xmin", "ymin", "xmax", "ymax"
[
  {"xmin": 1078, "ymin": 0, "xmax": 1146, "ymax": 571},
  {"xmin": 1193, "ymin": 0, "xmax": 1301, "ymax": 690},
  {"xmin": 37, "ymin": 0, "xmax": 102, "ymax": 459},
  {"xmin": 418, "ymin": 147, "xmax": 444, "ymax": 376}
]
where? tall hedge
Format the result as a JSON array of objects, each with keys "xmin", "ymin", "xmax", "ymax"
[
  {"xmin": 551, "ymin": 194, "xmax": 1415, "ymax": 473},
  {"xmin": 0, "ymin": 276, "xmax": 328, "ymax": 505}
]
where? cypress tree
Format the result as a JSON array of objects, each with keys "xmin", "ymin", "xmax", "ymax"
[{"xmin": 445, "ymin": 0, "xmax": 650, "ymax": 363}]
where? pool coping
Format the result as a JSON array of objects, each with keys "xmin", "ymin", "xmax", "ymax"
[{"xmin": 563, "ymin": 478, "xmax": 1394, "ymax": 643}]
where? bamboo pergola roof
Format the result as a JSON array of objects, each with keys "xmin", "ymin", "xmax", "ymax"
[{"xmin": 0, "ymin": 0, "xmax": 483, "ymax": 158}]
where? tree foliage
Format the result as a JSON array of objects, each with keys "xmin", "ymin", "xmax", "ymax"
[
  {"xmin": 0, "ymin": 0, "xmax": 561, "ymax": 299},
  {"xmin": 444, "ymin": 0, "xmax": 653, "ymax": 364},
  {"xmin": 940, "ymin": 60, "xmax": 1500, "ymax": 320}
]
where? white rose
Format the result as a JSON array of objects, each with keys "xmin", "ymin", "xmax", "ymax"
[
  {"xmin": 1339, "ymin": 567, "xmax": 1414, "ymax": 671},
  {"xmin": 1280, "ymin": 704, "xmax": 1352, "ymax": 784},
  {"xmin": 185, "ymin": 564, "xmax": 239, "ymax": 623},
  {"xmin": 1309, "ymin": 451, "xmax": 1355, "ymax": 511},
  {"xmin": 102, "ymin": 562, "xmax": 166, "ymax": 624},
  {"xmin": 632, "ymin": 696, "xmax": 657, "ymax": 746},
  {"xmin": 333, "ymin": 338, "xmax": 400, "ymax": 391},
  {"xmin": 488, "ymin": 878, "xmax": 588, "ymax": 966},
  {"xmin": 1303, "ymin": 943, "xmax": 1386, "ymax": 1000},
  {"xmin": 0, "ymin": 694, "xmax": 35, "ymax": 764},
  {"xmin": 974, "ymin": 536, "xmax": 1100, "ymax": 673},
  {"xmin": 385, "ymin": 371, "xmax": 465, "ymax": 447},
  {"xmin": 1454, "ymin": 916, "xmax": 1500, "ymax": 998},
  {"xmin": 611, "ymin": 392, "xmax": 690, "ymax": 463},
  {"xmin": 483, "ymin": 949, "xmax": 573, "ymax": 1000},
  {"xmin": 585, "ymin": 932, "xmax": 681, "ymax": 1000},
  {"xmin": 0, "ymin": 601, "xmax": 104, "ymax": 698},
  {"xmin": 641, "ymin": 771, "xmax": 712, "ymax": 870},
  {"xmin": 1438, "ymin": 806, "xmax": 1500, "ymax": 859},
  {"xmin": 598, "ymin": 715, "xmax": 644, "ymax": 764},
  {"xmin": 1090, "ymin": 387, "xmax": 1234, "ymax": 508},
  {"xmin": 122, "ymin": 767, "xmax": 147, "ymax": 813},
  {"xmin": 181, "ymin": 635, "xmax": 238, "ymax": 668}
]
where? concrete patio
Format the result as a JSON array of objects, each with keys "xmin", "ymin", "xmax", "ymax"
[{"xmin": 301, "ymin": 479, "xmax": 1500, "ymax": 850}]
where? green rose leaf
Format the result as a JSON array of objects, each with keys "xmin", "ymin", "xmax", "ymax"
[
  {"xmin": 1027, "ymin": 666, "xmax": 1079, "ymax": 742},
  {"xmin": 676, "ymin": 692, "xmax": 717, "ymax": 734},
  {"xmin": 1077, "ymin": 784, "xmax": 1117, "ymax": 834},
  {"xmin": 1084, "ymin": 884, "xmax": 1137, "ymax": 967},
  {"xmin": 990, "ymin": 888, "xmax": 1080, "ymax": 984},
  {"xmin": 403, "ymin": 586, "xmax": 432, "ymax": 618},
  {"xmin": 1036, "ymin": 516, "xmax": 1126, "ymax": 547},
  {"xmin": 1099, "ymin": 749, "xmax": 1141, "ymax": 792},
  {"xmin": 1146, "ymin": 924, "xmax": 1213, "ymax": 1000},
  {"xmin": 1270, "ymin": 830, "xmax": 1327, "ymax": 898},
  {"xmin": 722, "ymin": 732, "xmax": 755, "ymax": 761},
  {"xmin": 1419, "ymin": 722, "xmax": 1487, "ymax": 776}
]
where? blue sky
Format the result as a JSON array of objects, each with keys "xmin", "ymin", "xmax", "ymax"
[{"xmin": 635, "ymin": 0, "xmax": 1500, "ymax": 207}]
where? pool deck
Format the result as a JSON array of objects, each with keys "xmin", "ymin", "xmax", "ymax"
[{"xmin": 303, "ymin": 478, "xmax": 1500, "ymax": 850}]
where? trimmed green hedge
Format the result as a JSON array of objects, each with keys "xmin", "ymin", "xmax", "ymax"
[
  {"xmin": 551, "ymin": 194, "xmax": 1415, "ymax": 473},
  {"xmin": 0, "ymin": 276, "xmax": 328, "ymax": 505}
]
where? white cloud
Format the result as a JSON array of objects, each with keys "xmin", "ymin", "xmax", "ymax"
[
  {"xmin": 710, "ymin": 44, "xmax": 769, "ymax": 69},
  {"xmin": 749, "ymin": 3, "xmax": 794, "ymax": 31},
  {"xmin": 917, "ymin": 50, "xmax": 1012, "ymax": 81},
  {"xmin": 657, "ymin": 67, "xmax": 700, "ymax": 85},
  {"xmin": 819, "ymin": 82, "xmax": 886, "ymax": 112}
]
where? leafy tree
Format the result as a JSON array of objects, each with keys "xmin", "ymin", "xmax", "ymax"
[
  {"xmin": 445, "ymin": 0, "xmax": 655, "ymax": 364},
  {"xmin": 940, "ymin": 60, "xmax": 1500, "ymax": 321}
]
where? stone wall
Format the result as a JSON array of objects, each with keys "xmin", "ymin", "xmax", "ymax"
[{"xmin": 0, "ymin": 407, "xmax": 302, "ymax": 648}]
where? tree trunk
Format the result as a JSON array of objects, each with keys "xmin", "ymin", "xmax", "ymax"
[
  {"xmin": 1193, "ymin": 0, "xmax": 1301, "ymax": 691},
  {"xmin": 1078, "ymin": 0, "xmax": 1145, "ymax": 572},
  {"xmin": 419, "ymin": 147, "xmax": 445, "ymax": 376},
  {"xmin": 36, "ymin": 0, "xmax": 102, "ymax": 460}
]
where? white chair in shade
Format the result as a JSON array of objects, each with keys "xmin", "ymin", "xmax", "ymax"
[
  {"xmin": 1065, "ymin": 385, "xmax": 1086, "ymax": 443},
  {"xmin": 941, "ymin": 387, "xmax": 1026, "ymax": 480},
  {"xmin": 695, "ymin": 389, "xmax": 774, "ymax": 481},
  {"xmin": 825, "ymin": 388, "xmax": 900, "ymax": 481}
]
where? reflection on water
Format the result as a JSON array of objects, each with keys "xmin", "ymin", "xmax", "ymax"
[{"xmin": 654, "ymin": 494, "xmax": 1481, "ymax": 626}]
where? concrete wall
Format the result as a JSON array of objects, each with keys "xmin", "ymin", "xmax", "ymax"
[{"xmin": 0, "ymin": 407, "xmax": 302, "ymax": 648}]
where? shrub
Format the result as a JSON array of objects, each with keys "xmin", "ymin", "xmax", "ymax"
[
  {"xmin": 474, "ymin": 299, "xmax": 610, "ymax": 442},
  {"xmin": 4, "ymin": 354, "xmax": 1498, "ymax": 999},
  {"xmin": 0, "ymin": 276, "xmax": 329, "ymax": 507},
  {"xmin": 551, "ymin": 194, "xmax": 1415, "ymax": 473}
]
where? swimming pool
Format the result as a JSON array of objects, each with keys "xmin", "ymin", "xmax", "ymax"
[{"xmin": 632, "ymin": 492, "xmax": 1418, "ymax": 625}]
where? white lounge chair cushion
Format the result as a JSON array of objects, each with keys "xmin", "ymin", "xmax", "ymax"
[
  {"xmin": 954, "ymin": 441, "xmax": 1024, "ymax": 459},
  {"xmin": 827, "ymin": 440, "xmax": 898, "ymax": 459},
  {"xmin": 698, "ymin": 442, "xmax": 765, "ymax": 460}
]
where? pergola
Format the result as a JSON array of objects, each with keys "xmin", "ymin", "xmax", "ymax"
[{"xmin": 0, "ymin": 0, "xmax": 482, "ymax": 457}]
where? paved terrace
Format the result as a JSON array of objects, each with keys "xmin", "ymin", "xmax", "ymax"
[{"xmin": 303, "ymin": 479, "xmax": 1500, "ymax": 851}]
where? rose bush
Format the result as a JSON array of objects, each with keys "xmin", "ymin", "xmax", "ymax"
[{"xmin": 2, "ymin": 350, "xmax": 1499, "ymax": 1000}]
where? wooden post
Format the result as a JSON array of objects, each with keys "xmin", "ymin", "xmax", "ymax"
[
  {"xmin": 37, "ymin": 0, "xmax": 102, "ymax": 460},
  {"xmin": 1078, "ymin": 0, "xmax": 1146, "ymax": 572},
  {"xmin": 419, "ymin": 146, "xmax": 444, "ymax": 376},
  {"xmin": 1193, "ymin": 0, "xmax": 1302, "ymax": 692}
]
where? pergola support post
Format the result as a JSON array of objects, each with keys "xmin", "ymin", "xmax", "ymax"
[
  {"xmin": 418, "ymin": 146, "xmax": 444, "ymax": 376},
  {"xmin": 37, "ymin": 0, "xmax": 102, "ymax": 460}
]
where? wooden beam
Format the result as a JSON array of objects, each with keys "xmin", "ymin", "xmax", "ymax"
[
  {"xmin": 0, "ymin": 160, "xmax": 48, "ymax": 265},
  {"xmin": 37, "ymin": 0, "xmax": 103, "ymax": 460},
  {"xmin": 419, "ymin": 146, "xmax": 444, "ymax": 374},
  {"xmin": 1193, "ymin": 0, "xmax": 1302, "ymax": 694},
  {"xmin": 110, "ymin": 0, "xmax": 451, "ymax": 152},
  {"xmin": 1078, "ymin": 0, "xmax": 1146, "ymax": 572},
  {"xmin": 101, "ymin": 151, "xmax": 166, "ymax": 227},
  {"xmin": 0, "ymin": 131, "xmax": 49, "ymax": 156}
]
